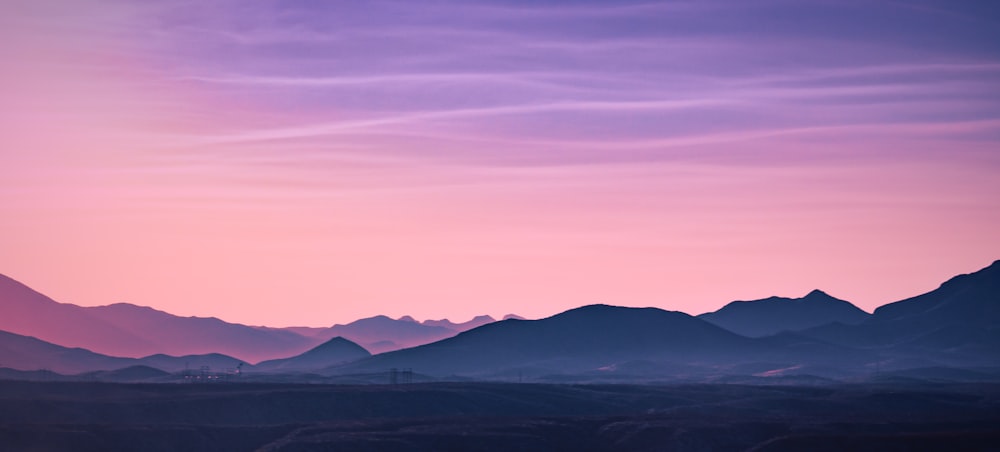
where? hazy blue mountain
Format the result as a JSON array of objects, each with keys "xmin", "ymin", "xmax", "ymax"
[
  {"xmin": 263, "ymin": 314, "xmax": 504, "ymax": 353},
  {"xmin": 328, "ymin": 304, "xmax": 852, "ymax": 378},
  {"xmin": 422, "ymin": 315, "xmax": 496, "ymax": 331},
  {"xmin": 0, "ymin": 330, "xmax": 137, "ymax": 374},
  {"xmin": 255, "ymin": 337, "xmax": 371, "ymax": 372},
  {"xmin": 0, "ymin": 274, "xmax": 318, "ymax": 363},
  {"xmin": 0, "ymin": 328, "xmax": 251, "ymax": 375},
  {"xmin": 698, "ymin": 289, "xmax": 870, "ymax": 337},
  {"xmin": 318, "ymin": 315, "xmax": 458, "ymax": 352},
  {"xmin": 85, "ymin": 303, "xmax": 318, "ymax": 363}
]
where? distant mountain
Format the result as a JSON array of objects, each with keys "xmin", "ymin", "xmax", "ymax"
[
  {"xmin": 1, "ymin": 272, "xmax": 505, "ymax": 360},
  {"xmin": 698, "ymin": 289, "xmax": 870, "ymax": 337},
  {"xmin": 265, "ymin": 315, "xmax": 502, "ymax": 353},
  {"xmin": 0, "ymin": 330, "xmax": 135, "ymax": 374},
  {"xmin": 317, "ymin": 315, "xmax": 458, "ymax": 353},
  {"xmin": 0, "ymin": 274, "xmax": 318, "ymax": 363},
  {"xmin": 0, "ymin": 328, "xmax": 247, "ymax": 374},
  {"xmin": 798, "ymin": 261, "xmax": 1000, "ymax": 364},
  {"xmin": 0, "ymin": 275, "xmax": 152, "ymax": 355},
  {"xmin": 329, "ymin": 304, "xmax": 847, "ymax": 378},
  {"xmin": 255, "ymin": 337, "xmax": 370, "ymax": 372},
  {"xmin": 421, "ymin": 315, "xmax": 496, "ymax": 331},
  {"xmin": 260, "ymin": 320, "xmax": 486, "ymax": 352}
]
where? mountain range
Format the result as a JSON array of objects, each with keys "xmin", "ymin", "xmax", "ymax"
[
  {"xmin": 0, "ymin": 260, "xmax": 997, "ymax": 381},
  {"xmin": 328, "ymin": 304, "xmax": 849, "ymax": 378},
  {"xmin": 0, "ymin": 273, "xmax": 500, "ymax": 362}
]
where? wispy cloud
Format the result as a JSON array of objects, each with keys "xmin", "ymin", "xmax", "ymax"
[{"xmin": 180, "ymin": 98, "xmax": 735, "ymax": 145}]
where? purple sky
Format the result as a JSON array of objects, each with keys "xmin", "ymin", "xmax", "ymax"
[{"xmin": 2, "ymin": 0, "xmax": 999, "ymax": 326}]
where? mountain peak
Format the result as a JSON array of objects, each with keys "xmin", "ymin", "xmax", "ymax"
[
  {"xmin": 397, "ymin": 315, "xmax": 417, "ymax": 323},
  {"xmin": 317, "ymin": 336, "xmax": 358, "ymax": 347},
  {"xmin": 296, "ymin": 335, "xmax": 371, "ymax": 361},
  {"xmin": 254, "ymin": 336, "xmax": 370, "ymax": 371},
  {"xmin": 804, "ymin": 289, "xmax": 831, "ymax": 298}
]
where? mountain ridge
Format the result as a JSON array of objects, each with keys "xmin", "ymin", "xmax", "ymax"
[
  {"xmin": 3, "ymin": 260, "xmax": 998, "ymax": 379},
  {"xmin": 698, "ymin": 289, "xmax": 870, "ymax": 337}
]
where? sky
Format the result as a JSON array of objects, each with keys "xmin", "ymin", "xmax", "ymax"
[{"xmin": 2, "ymin": 0, "xmax": 999, "ymax": 327}]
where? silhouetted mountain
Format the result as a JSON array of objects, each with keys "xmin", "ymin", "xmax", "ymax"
[
  {"xmin": 0, "ymin": 330, "xmax": 135, "ymax": 374},
  {"xmin": 698, "ymin": 289, "xmax": 869, "ymax": 337},
  {"xmin": 4, "ymin": 261, "xmax": 997, "ymax": 380},
  {"xmin": 798, "ymin": 261, "xmax": 1000, "ymax": 364},
  {"xmin": 0, "ymin": 274, "xmax": 318, "ymax": 362},
  {"xmin": 330, "ymin": 304, "xmax": 848, "ymax": 378},
  {"xmin": 873, "ymin": 260, "xmax": 1000, "ymax": 326},
  {"xmin": 0, "ymin": 328, "xmax": 248, "ymax": 375},
  {"xmin": 0, "ymin": 275, "xmax": 154, "ymax": 355},
  {"xmin": 503, "ymin": 314, "xmax": 526, "ymax": 320},
  {"xmin": 255, "ymin": 337, "xmax": 370, "ymax": 372},
  {"xmin": 263, "ymin": 314, "xmax": 503, "ymax": 353}
]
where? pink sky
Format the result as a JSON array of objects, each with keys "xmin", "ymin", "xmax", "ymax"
[{"xmin": 2, "ymin": 0, "xmax": 999, "ymax": 326}]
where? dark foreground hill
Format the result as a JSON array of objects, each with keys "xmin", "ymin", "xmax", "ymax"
[
  {"xmin": 699, "ymin": 289, "xmax": 869, "ymax": 337},
  {"xmin": 0, "ymin": 380, "xmax": 997, "ymax": 451}
]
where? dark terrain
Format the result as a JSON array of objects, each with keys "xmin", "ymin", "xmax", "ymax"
[{"xmin": 1, "ymin": 380, "xmax": 998, "ymax": 451}]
